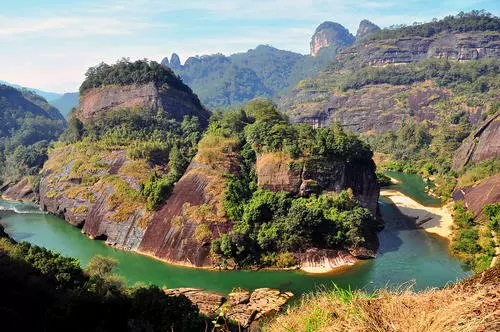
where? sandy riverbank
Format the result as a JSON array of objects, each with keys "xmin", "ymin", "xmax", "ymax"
[{"xmin": 381, "ymin": 189, "xmax": 453, "ymax": 239}]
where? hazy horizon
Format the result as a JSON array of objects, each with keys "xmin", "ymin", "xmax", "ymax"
[{"xmin": 1, "ymin": 0, "xmax": 499, "ymax": 93}]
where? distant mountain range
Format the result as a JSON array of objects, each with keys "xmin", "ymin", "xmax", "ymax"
[
  {"xmin": 162, "ymin": 20, "xmax": 377, "ymax": 109},
  {"xmin": 0, "ymin": 81, "xmax": 79, "ymax": 117},
  {"xmin": 0, "ymin": 80, "xmax": 63, "ymax": 102}
]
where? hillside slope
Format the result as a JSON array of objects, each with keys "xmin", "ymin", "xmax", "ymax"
[
  {"xmin": 265, "ymin": 265, "xmax": 499, "ymax": 331},
  {"xmin": 0, "ymin": 84, "xmax": 66, "ymax": 197}
]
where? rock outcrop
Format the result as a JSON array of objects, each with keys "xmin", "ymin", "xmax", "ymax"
[
  {"xmin": 453, "ymin": 173, "xmax": 500, "ymax": 217},
  {"xmin": 338, "ymin": 31, "xmax": 500, "ymax": 68},
  {"xmin": 75, "ymin": 81, "xmax": 209, "ymax": 126},
  {"xmin": 453, "ymin": 113, "xmax": 500, "ymax": 169},
  {"xmin": 40, "ymin": 149, "xmax": 149, "ymax": 251},
  {"xmin": 1, "ymin": 178, "xmax": 35, "ymax": 202},
  {"xmin": 164, "ymin": 287, "xmax": 293, "ymax": 328},
  {"xmin": 356, "ymin": 19, "xmax": 380, "ymax": 40},
  {"xmin": 298, "ymin": 248, "xmax": 358, "ymax": 273},
  {"xmin": 138, "ymin": 135, "xmax": 240, "ymax": 267},
  {"xmin": 310, "ymin": 22, "xmax": 355, "ymax": 57},
  {"xmin": 256, "ymin": 152, "xmax": 379, "ymax": 215}
]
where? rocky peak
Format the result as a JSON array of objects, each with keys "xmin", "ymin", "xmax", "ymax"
[
  {"xmin": 310, "ymin": 21, "xmax": 355, "ymax": 57},
  {"xmin": 356, "ymin": 19, "xmax": 380, "ymax": 40},
  {"xmin": 160, "ymin": 56, "xmax": 169, "ymax": 66},
  {"xmin": 170, "ymin": 53, "xmax": 181, "ymax": 69}
]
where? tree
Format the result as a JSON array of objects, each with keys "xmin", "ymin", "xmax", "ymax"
[{"xmin": 85, "ymin": 255, "xmax": 118, "ymax": 279}]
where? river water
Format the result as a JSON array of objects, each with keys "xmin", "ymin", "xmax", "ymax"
[{"xmin": 0, "ymin": 172, "xmax": 469, "ymax": 295}]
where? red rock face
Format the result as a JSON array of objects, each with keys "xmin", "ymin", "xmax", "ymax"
[
  {"xmin": 138, "ymin": 162, "xmax": 233, "ymax": 267},
  {"xmin": 453, "ymin": 113, "xmax": 500, "ymax": 170},
  {"xmin": 75, "ymin": 82, "xmax": 210, "ymax": 126},
  {"xmin": 453, "ymin": 173, "xmax": 500, "ymax": 217}
]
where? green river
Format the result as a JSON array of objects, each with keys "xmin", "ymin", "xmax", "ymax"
[{"xmin": 0, "ymin": 172, "xmax": 469, "ymax": 295}]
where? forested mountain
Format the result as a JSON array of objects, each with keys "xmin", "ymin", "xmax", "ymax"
[
  {"xmin": 0, "ymin": 84, "xmax": 66, "ymax": 190},
  {"xmin": 0, "ymin": 80, "xmax": 63, "ymax": 102},
  {"xmin": 161, "ymin": 19, "xmax": 369, "ymax": 109},
  {"xmin": 50, "ymin": 92, "xmax": 79, "ymax": 118},
  {"xmin": 162, "ymin": 44, "xmax": 339, "ymax": 109},
  {"xmin": 33, "ymin": 58, "xmax": 380, "ymax": 271}
]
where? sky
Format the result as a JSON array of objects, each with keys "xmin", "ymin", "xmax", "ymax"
[{"xmin": 0, "ymin": 0, "xmax": 498, "ymax": 93}]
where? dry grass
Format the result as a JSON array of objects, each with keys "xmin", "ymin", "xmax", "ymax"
[
  {"xmin": 264, "ymin": 267, "xmax": 499, "ymax": 332},
  {"xmin": 195, "ymin": 134, "xmax": 239, "ymax": 168}
]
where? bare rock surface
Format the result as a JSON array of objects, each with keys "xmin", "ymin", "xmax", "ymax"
[
  {"xmin": 164, "ymin": 288, "xmax": 225, "ymax": 316},
  {"xmin": 164, "ymin": 287, "xmax": 293, "ymax": 328},
  {"xmin": 1, "ymin": 178, "xmax": 35, "ymax": 202},
  {"xmin": 453, "ymin": 113, "xmax": 500, "ymax": 170}
]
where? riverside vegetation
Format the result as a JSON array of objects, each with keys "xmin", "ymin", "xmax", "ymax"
[{"xmin": 207, "ymin": 99, "xmax": 377, "ymax": 267}]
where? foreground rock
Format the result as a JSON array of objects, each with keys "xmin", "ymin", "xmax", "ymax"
[
  {"xmin": 164, "ymin": 287, "xmax": 293, "ymax": 328},
  {"xmin": 164, "ymin": 288, "xmax": 225, "ymax": 316},
  {"xmin": 1, "ymin": 178, "xmax": 36, "ymax": 202},
  {"xmin": 298, "ymin": 248, "xmax": 358, "ymax": 273}
]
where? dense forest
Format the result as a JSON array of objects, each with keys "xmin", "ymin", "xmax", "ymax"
[
  {"xmin": 0, "ymin": 84, "xmax": 66, "ymax": 186},
  {"xmin": 166, "ymin": 44, "xmax": 340, "ymax": 109},
  {"xmin": 0, "ymin": 232, "xmax": 202, "ymax": 331}
]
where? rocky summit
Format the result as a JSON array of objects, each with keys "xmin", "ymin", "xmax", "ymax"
[
  {"xmin": 355, "ymin": 19, "xmax": 381, "ymax": 40},
  {"xmin": 310, "ymin": 21, "xmax": 355, "ymax": 57}
]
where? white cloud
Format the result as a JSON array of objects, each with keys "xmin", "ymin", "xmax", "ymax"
[{"xmin": 1, "ymin": 0, "xmax": 498, "ymax": 91}]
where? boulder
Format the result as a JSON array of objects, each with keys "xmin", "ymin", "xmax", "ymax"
[{"xmin": 164, "ymin": 288, "xmax": 225, "ymax": 317}]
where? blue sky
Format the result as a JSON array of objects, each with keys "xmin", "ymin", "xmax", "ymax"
[{"xmin": 0, "ymin": 0, "xmax": 498, "ymax": 92}]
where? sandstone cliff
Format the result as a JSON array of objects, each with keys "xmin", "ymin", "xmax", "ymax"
[
  {"xmin": 453, "ymin": 112, "xmax": 500, "ymax": 169},
  {"xmin": 338, "ymin": 31, "xmax": 500, "ymax": 68},
  {"xmin": 453, "ymin": 173, "xmax": 500, "ymax": 217},
  {"xmin": 75, "ymin": 81, "xmax": 210, "ymax": 126},
  {"xmin": 138, "ymin": 135, "xmax": 240, "ymax": 267},
  {"xmin": 310, "ymin": 22, "xmax": 355, "ymax": 57},
  {"xmin": 284, "ymin": 80, "xmax": 488, "ymax": 134},
  {"xmin": 256, "ymin": 152, "xmax": 379, "ymax": 215},
  {"xmin": 40, "ymin": 148, "xmax": 150, "ymax": 250}
]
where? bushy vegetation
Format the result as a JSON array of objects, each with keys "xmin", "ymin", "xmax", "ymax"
[
  {"xmin": 450, "ymin": 201, "xmax": 497, "ymax": 272},
  {"xmin": 339, "ymin": 58, "xmax": 499, "ymax": 93},
  {"xmin": 213, "ymin": 189, "xmax": 376, "ymax": 267},
  {"xmin": 365, "ymin": 10, "xmax": 499, "ymax": 41},
  {"xmin": 206, "ymin": 99, "xmax": 376, "ymax": 267},
  {"xmin": 60, "ymin": 107, "xmax": 203, "ymax": 211},
  {"xmin": 0, "ymin": 236, "xmax": 202, "ymax": 331},
  {"xmin": 0, "ymin": 84, "xmax": 66, "ymax": 185}
]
